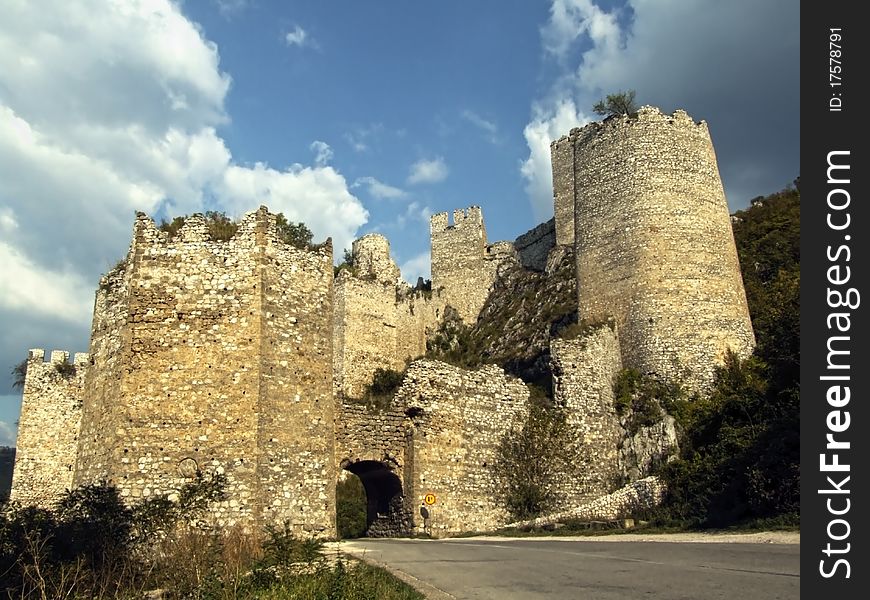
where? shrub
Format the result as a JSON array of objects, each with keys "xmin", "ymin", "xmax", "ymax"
[
  {"xmin": 336, "ymin": 474, "xmax": 367, "ymax": 539},
  {"xmin": 11, "ymin": 359, "xmax": 26, "ymax": 389},
  {"xmin": 612, "ymin": 368, "xmax": 682, "ymax": 436},
  {"xmin": 491, "ymin": 401, "xmax": 586, "ymax": 521},
  {"xmin": 275, "ymin": 214, "xmax": 314, "ymax": 249}
]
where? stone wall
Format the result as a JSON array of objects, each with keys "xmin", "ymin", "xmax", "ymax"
[
  {"xmin": 395, "ymin": 360, "xmax": 529, "ymax": 536},
  {"xmin": 11, "ymin": 349, "xmax": 87, "ymax": 507},
  {"xmin": 335, "ymin": 402, "xmax": 412, "ymax": 536},
  {"xmin": 334, "ymin": 232, "xmax": 447, "ymax": 400},
  {"xmin": 509, "ymin": 476, "xmax": 666, "ymax": 529},
  {"xmin": 568, "ymin": 107, "xmax": 755, "ymax": 389},
  {"xmin": 352, "ymin": 234, "xmax": 401, "ymax": 285},
  {"xmin": 550, "ymin": 325, "xmax": 623, "ymax": 506},
  {"xmin": 335, "ymin": 402, "xmax": 408, "ymax": 468},
  {"xmin": 334, "ymin": 274, "xmax": 402, "ymax": 399},
  {"xmin": 514, "ymin": 218, "xmax": 556, "ymax": 271},
  {"xmin": 73, "ymin": 208, "xmax": 336, "ymax": 534}
]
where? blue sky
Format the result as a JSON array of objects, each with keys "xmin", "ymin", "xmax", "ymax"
[{"xmin": 0, "ymin": 0, "xmax": 799, "ymax": 444}]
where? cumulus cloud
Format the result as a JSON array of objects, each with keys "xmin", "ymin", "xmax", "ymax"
[
  {"xmin": 0, "ymin": 243, "xmax": 95, "ymax": 323},
  {"xmin": 285, "ymin": 25, "xmax": 311, "ymax": 48},
  {"xmin": 399, "ymin": 251, "xmax": 431, "ymax": 286},
  {"xmin": 522, "ymin": 0, "xmax": 799, "ymax": 213},
  {"xmin": 520, "ymin": 98, "xmax": 590, "ymax": 221},
  {"xmin": 0, "ymin": 207, "xmax": 18, "ymax": 233},
  {"xmin": 0, "ymin": 0, "xmax": 368, "ymax": 400},
  {"xmin": 217, "ymin": 163, "xmax": 367, "ymax": 254},
  {"xmin": 541, "ymin": 0, "xmax": 622, "ymax": 60},
  {"xmin": 407, "ymin": 157, "xmax": 448, "ymax": 185},
  {"xmin": 352, "ymin": 177, "xmax": 406, "ymax": 200},
  {"xmin": 310, "ymin": 140, "xmax": 333, "ymax": 166}
]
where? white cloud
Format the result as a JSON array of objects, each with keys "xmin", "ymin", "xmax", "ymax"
[
  {"xmin": 343, "ymin": 123, "xmax": 383, "ymax": 153},
  {"xmin": 285, "ymin": 25, "xmax": 310, "ymax": 48},
  {"xmin": 352, "ymin": 177, "xmax": 406, "ymax": 200},
  {"xmin": 0, "ymin": 0, "xmax": 369, "ymax": 393},
  {"xmin": 217, "ymin": 163, "xmax": 367, "ymax": 256},
  {"xmin": 541, "ymin": 0, "xmax": 622, "ymax": 60},
  {"xmin": 310, "ymin": 140, "xmax": 333, "ymax": 166},
  {"xmin": 461, "ymin": 110, "xmax": 499, "ymax": 143},
  {"xmin": 523, "ymin": 0, "xmax": 798, "ymax": 215},
  {"xmin": 520, "ymin": 98, "xmax": 590, "ymax": 221},
  {"xmin": 0, "ymin": 420, "xmax": 16, "ymax": 446},
  {"xmin": 407, "ymin": 157, "xmax": 448, "ymax": 185},
  {"xmin": 399, "ymin": 251, "xmax": 431, "ymax": 286},
  {"xmin": 0, "ymin": 242, "xmax": 94, "ymax": 323}
]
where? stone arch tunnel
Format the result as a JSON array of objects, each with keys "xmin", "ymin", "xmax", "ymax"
[{"xmin": 341, "ymin": 459, "xmax": 411, "ymax": 537}]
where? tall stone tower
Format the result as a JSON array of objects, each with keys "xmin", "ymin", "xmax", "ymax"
[
  {"xmin": 430, "ymin": 206, "xmax": 516, "ymax": 324},
  {"xmin": 552, "ymin": 107, "xmax": 755, "ymax": 389},
  {"xmin": 10, "ymin": 349, "xmax": 87, "ymax": 507},
  {"xmin": 73, "ymin": 207, "xmax": 336, "ymax": 534}
]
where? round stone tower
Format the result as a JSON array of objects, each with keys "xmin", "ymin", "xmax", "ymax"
[
  {"xmin": 570, "ymin": 106, "xmax": 755, "ymax": 389},
  {"xmin": 352, "ymin": 234, "xmax": 401, "ymax": 285}
]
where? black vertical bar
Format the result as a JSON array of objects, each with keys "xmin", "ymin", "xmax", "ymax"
[{"xmin": 802, "ymin": 1, "xmax": 868, "ymax": 596}]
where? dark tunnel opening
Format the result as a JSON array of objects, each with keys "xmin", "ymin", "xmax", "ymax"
[{"xmin": 342, "ymin": 460, "xmax": 409, "ymax": 537}]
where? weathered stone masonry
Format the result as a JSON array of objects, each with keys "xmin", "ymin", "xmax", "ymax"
[
  {"xmin": 10, "ymin": 350, "xmax": 87, "ymax": 507},
  {"xmin": 73, "ymin": 208, "xmax": 336, "ymax": 533},
  {"xmin": 552, "ymin": 106, "xmax": 755, "ymax": 390},
  {"xmin": 13, "ymin": 106, "xmax": 756, "ymax": 537}
]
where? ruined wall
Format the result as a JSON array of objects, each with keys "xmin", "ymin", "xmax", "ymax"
[
  {"xmin": 395, "ymin": 360, "xmax": 529, "ymax": 536},
  {"xmin": 569, "ymin": 107, "xmax": 755, "ymax": 389},
  {"xmin": 258, "ymin": 217, "xmax": 336, "ymax": 535},
  {"xmin": 510, "ymin": 476, "xmax": 667, "ymax": 529},
  {"xmin": 11, "ymin": 350, "xmax": 87, "ymax": 507},
  {"xmin": 514, "ymin": 218, "xmax": 556, "ymax": 272},
  {"xmin": 74, "ymin": 208, "xmax": 335, "ymax": 533},
  {"xmin": 335, "ymin": 402, "xmax": 408, "ymax": 468},
  {"xmin": 550, "ymin": 136, "xmax": 576, "ymax": 246},
  {"xmin": 334, "ymin": 233, "xmax": 443, "ymax": 399},
  {"xmin": 550, "ymin": 325, "xmax": 623, "ymax": 506},
  {"xmin": 352, "ymin": 234, "xmax": 401, "ymax": 285},
  {"xmin": 334, "ymin": 274, "xmax": 400, "ymax": 399},
  {"xmin": 431, "ymin": 207, "xmax": 515, "ymax": 324}
]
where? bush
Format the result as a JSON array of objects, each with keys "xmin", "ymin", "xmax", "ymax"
[
  {"xmin": 275, "ymin": 214, "xmax": 314, "ymax": 249},
  {"xmin": 491, "ymin": 401, "xmax": 586, "ymax": 521},
  {"xmin": 336, "ymin": 474, "xmax": 367, "ymax": 539},
  {"xmin": 612, "ymin": 369, "xmax": 682, "ymax": 435}
]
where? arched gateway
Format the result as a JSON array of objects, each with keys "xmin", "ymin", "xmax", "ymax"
[{"xmin": 340, "ymin": 459, "xmax": 411, "ymax": 537}]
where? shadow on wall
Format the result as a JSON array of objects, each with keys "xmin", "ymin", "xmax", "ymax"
[{"xmin": 0, "ymin": 447, "xmax": 14, "ymax": 499}]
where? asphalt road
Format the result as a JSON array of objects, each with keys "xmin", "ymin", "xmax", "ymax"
[{"xmin": 338, "ymin": 537, "xmax": 800, "ymax": 600}]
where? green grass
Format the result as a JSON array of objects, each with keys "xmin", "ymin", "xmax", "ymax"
[{"xmin": 252, "ymin": 560, "xmax": 424, "ymax": 600}]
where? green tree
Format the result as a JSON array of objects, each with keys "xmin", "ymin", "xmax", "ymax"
[
  {"xmin": 335, "ymin": 474, "xmax": 367, "ymax": 539},
  {"xmin": 653, "ymin": 182, "xmax": 801, "ymax": 527},
  {"xmin": 11, "ymin": 360, "xmax": 27, "ymax": 390},
  {"xmin": 491, "ymin": 401, "xmax": 586, "ymax": 521},
  {"xmin": 275, "ymin": 214, "xmax": 313, "ymax": 249},
  {"xmin": 592, "ymin": 90, "xmax": 638, "ymax": 117}
]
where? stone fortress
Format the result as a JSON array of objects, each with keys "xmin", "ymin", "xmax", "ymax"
[{"xmin": 10, "ymin": 106, "xmax": 754, "ymax": 538}]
